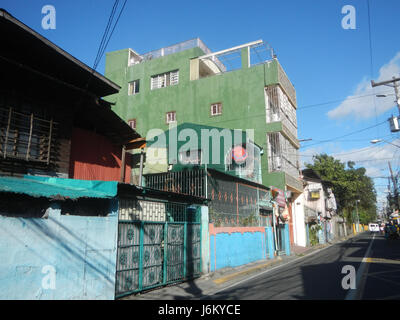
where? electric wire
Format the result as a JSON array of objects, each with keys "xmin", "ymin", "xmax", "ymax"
[
  {"xmin": 93, "ymin": 0, "xmax": 120, "ymax": 71},
  {"xmin": 297, "ymin": 90, "xmax": 393, "ymax": 111},
  {"xmin": 301, "ymin": 119, "xmax": 387, "ymax": 148}
]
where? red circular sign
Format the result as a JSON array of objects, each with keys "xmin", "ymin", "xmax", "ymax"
[{"xmin": 232, "ymin": 146, "xmax": 247, "ymax": 163}]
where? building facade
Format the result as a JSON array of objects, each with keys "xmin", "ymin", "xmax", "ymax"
[
  {"xmin": 105, "ymin": 38, "xmax": 303, "ymax": 243},
  {"xmin": 293, "ymin": 169, "xmax": 340, "ymax": 247}
]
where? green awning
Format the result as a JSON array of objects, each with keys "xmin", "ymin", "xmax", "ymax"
[{"xmin": 0, "ymin": 175, "xmax": 118, "ymax": 200}]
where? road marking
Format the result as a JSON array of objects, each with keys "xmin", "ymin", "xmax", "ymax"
[
  {"xmin": 364, "ymin": 257, "xmax": 400, "ymax": 264},
  {"xmin": 345, "ymin": 234, "xmax": 375, "ymax": 300}
]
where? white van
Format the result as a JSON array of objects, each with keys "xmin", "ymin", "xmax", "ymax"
[{"xmin": 368, "ymin": 223, "xmax": 380, "ymax": 233}]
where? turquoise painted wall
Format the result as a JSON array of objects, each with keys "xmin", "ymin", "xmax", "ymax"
[
  {"xmin": 0, "ymin": 200, "xmax": 118, "ymax": 300},
  {"xmin": 266, "ymin": 226, "xmax": 275, "ymax": 259},
  {"xmin": 200, "ymin": 206, "xmax": 210, "ymax": 274},
  {"xmin": 210, "ymin": 229, "xmax": 266, "ymax": 272}
]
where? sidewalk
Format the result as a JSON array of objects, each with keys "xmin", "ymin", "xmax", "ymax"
[{"xmin": 120, "ymin": 234, "xmax": 358, "ymax": 300}]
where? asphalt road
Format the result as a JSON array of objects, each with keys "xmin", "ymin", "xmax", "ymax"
[{"xmin": 206, "ymin": 232, "xmax": 400, "ymax": 300}]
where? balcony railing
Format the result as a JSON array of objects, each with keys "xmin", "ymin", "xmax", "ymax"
[
  {"xmin": 265, "ymin": 85, "xmax": 298, "ymax": 143},
  {"xmin": 277, "ymin": 61, "xmax": 297, "ymax": 107},
  {"xmin": 267, "ymin": 132, "xmax": 300, "ymax": 179},
  {"xmin": 144, "ymin": 169, "xmax": 206, "ymax": 198},
  {"xmin": 140, "ymin": 38, "xmax": 212, "ymax": 62}
]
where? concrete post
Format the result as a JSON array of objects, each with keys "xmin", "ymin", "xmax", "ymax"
[
  {"xmin": 284, "ymin": 224, "xmax": 291, "ymax": 256},
  {"xmin": 200, "ymin": 206, "xmax": 210, "ymax": 274},
  {"xmin": 266, "ymin": 227, "xmax": 275, "ymax": 259}
]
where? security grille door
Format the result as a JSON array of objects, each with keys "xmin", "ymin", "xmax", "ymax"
[
  {"xmin": 186, "ymin": 223, "xmax": 201, "ymax": 276},
  {"xmin": 115, "ymin": 200, "xmax": 201, "ymax": 298},
  {"xmin": 115, "ymin": 222, "xmax": 141, "ymax": 295},
  {"xmin": 166, "ymin": 223, "xmax": 185, "ymax": 282},
  {"xmin": 142, "ymin": 223, "xmax": 164, "ymax": 288}
]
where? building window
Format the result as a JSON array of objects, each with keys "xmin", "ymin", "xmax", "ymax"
[
  {"xmin": 151, "ymin": 70, "xmax": 179, "ymax": 90},
  {"xmin": 127, "ymin": 119, "xmax": 136, "ymax": 129},
  {"xmin": 179, "ymin": 149, "xmax": 202, "ymax": 164},
  {"xmin": 0, "ymin": 106, "xmax": 56, "ymax": 164},
  {"xmin": 210, "ymin": 103, "xmax": 222, "ymax": 116},
  {"xmin": 128, "ymin": 49, "xmax": 142, "ymax": 66},
  {"xmin": 166, "ymin": 111, "xmax": 176, "ymax": 124},
  {"xmin": 128, "ymin": 80, "xmax": 140, "ymax": 95},
  {"xmin": 267, "ymin": 132, "xmax": 299, "ymax": 178}
]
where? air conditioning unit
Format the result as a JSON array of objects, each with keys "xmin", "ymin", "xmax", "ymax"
[{"xmin": 389, "ymin": 116, "xmax": 400, "ymax": 132}]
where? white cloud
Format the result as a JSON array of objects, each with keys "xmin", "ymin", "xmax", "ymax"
[
  {"xmin": 299, "ymin": 146, "xmax": 326, "ymax": 169},
  {"xmin": 327, "ymin": 52, "xmax": 400, "ymax": 120}
]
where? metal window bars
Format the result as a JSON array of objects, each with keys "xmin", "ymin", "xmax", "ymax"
[
  {"xmin": 265, "ymin": 85, "xmax": 297, "ymax": 139},
  {"xmin": 151, "ymin": 70, "xmax": 179, "ymax": 90},
  {"xmin": 144, "ymin": 169, "xmax": 206, "ymax": 199},
  {"xmin": 267, "ymin": 132, "xmax": 299, "ymax": 178},
  {"xmin": 0, "ymin": 106, "xmax": 57, "ymax": 164}
]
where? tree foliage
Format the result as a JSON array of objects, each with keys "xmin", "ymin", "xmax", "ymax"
[{"xmin": 305, "ymin": 154, "xmax": 377, "ymax": 224}]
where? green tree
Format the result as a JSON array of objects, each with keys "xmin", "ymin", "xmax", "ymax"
[{"xmin": 305, "ymin": 154, "xmax": 377, "ymax": 224}]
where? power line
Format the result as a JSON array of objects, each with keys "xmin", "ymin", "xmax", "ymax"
[
  {"xmin": 296, "ymin": 90, "xmax": 393, "ymax": 111},
  {"xmin": 299, "ymin": 137, "xmax": 400, "ymax": 158},
  {"xmin": 96, "ymin": 0, "xmax": 128, "ymax": 70},
  {"xmin": 301, "ymin": 119, "xmax": 387, "ymax": 148},
  {"xmin": 307, "ymin": 134, "xmax": 394, "ymax": 143},
  {"xmin": 76, "ymin": 0, "xmax": 127, "ymax": 108},
  {"xmin": 366, "ymin": 0, "xmax": 380, "ymax": 139},
  {"xmin": 93, "ymin": 0, "xmax": 120, "ymax": 70}
]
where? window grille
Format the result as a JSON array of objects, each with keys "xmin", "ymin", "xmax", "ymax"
[
  {"xmin": 0, "ymin": 106, "xmax": 57, "ymax": 164},
  {"xmin": 151, "ymin": 70, "xmax": 179, "ymax": 90},
  {"xmin": 166, "ymin": 111, "xmax": 176, "ymax": 124},
  {"xmin": 210, "ymin": 103, "xmax": 222, "ymax": 116},
  {"xmin": 128, "ymin": 119, "xmax": 136, "ymax": 130},
  {"xmin": 128, "ymin": 80, "xmax": 140, "ymax": 95},
  {"xmin": 267, "ymin": 132, "xmax": 299, "ymax": 178},
  {"xmin": 265, "ymin": 85, "xmax": 297, "ymax": 138}
]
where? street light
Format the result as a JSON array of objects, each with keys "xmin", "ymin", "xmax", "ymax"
[
  {"xmin": 375, "ymin": 93, "xmax": 400, "ymax": 108},
  {"xmin": 370, "ymin": 139, "xmax": 400, "ymax": 148},
  {"xmin": 355, "ymin": 199, "xmax": 361, "ymax": 233},
  {"xmin": 372, "ymin": 78, "xmax": 400, "ymax": 132}
]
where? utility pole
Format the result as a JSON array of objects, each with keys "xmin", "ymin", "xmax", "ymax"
[
  {"xmin": 372, "ymin": 77, "xmax": 400, "ymax": 132},
  {"xmin": 388, "ymin": 162, "xmax": 400, "ymax": 211},
  {"xmin": 371, "ymin": 76, "xmax": 400, "ymax": 116},
  {"xmin": 355, "ymin": 199, "xmax": 360, "ymax": 232}
]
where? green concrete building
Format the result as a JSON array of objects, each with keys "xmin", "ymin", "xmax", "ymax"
[{"xmin": 104, "ymin": 38, "xmax": 302, "ymax": 199}]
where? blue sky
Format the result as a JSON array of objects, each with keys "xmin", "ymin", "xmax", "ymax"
[{"xmin": 3, "ymin": 0, "xmax": 400, "ymax": 210}]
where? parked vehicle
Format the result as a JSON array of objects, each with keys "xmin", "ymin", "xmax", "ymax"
[{"xmin": 368, "ymin": 223, "xmax": 380, "ymax": 233}]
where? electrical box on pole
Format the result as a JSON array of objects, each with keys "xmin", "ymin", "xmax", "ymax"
[
  {"xmin": 389, "ymin": 116, "xmax": 400, "ymax": 132},
  {"xmin": 371, "ymin": 77, "xmax": 400, "ymax": 134}
]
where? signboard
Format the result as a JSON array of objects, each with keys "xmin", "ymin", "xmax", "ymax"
[
  {"xmin": 310, "ymin": 191, "xmax": 320, "ymax": 199},
  {"xmin": 232, "ymin": 145, "xmax": 248, "ymax": 164},
  {"xmin": 270, "ymin": 187, "xmax": 286, "ymax": 208}
]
